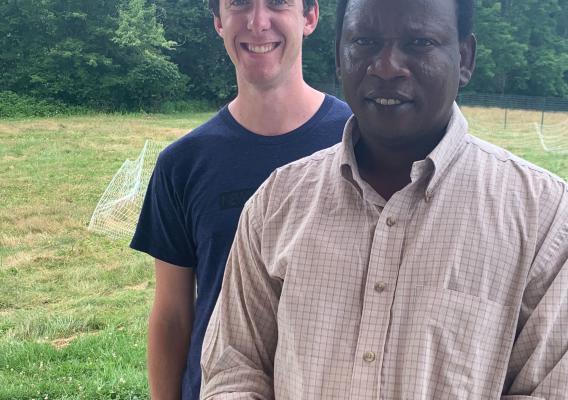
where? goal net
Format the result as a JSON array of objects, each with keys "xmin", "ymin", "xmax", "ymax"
[
  {"xmin": 88, "ymin": 140, "xmax": 169, "ymax": 240},
  {"xmin": 534, "ymin": 120, "xmax": 568, "ymax": 154}
]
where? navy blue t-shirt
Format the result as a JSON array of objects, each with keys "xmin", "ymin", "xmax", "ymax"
[{"xmin": 130, "ymin": 94, "xmax": 351, "ymax": 400}]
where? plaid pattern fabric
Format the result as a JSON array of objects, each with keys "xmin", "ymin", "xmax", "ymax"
[{"xmin": 201, "ymin": 104, "xmax": 568, "ymax": 400}]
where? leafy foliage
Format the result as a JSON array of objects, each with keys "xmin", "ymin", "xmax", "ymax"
[
  {"xmin": 0, "ymin": 91, "xmax": 90, "ymax": 118},
  {"xmin": 302, "ymin": 0, "xmax": 339, "ymax": 87},
  {"xmin": 1, "ymin": 0, "xmax": 185, "ymax": 110},
  {"xmin": 469, "ymin": 0, "xmax": 568, "ymax": 96},
  {"xmin": 1, "ymin": 0, "xmax": 568, "ymax": 112},
  {"xmin": 155, "ymin": 0, "xmax": 237, "ymax": 101}
]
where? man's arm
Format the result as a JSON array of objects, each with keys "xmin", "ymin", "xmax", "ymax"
[
  {"xmin": 200, "ymin": 199, "xmax": 279, "ymax": 400},
  {"xmin": 148, "ymin": 259, "xmax": 195, "ymax": 400},
  {"xmin": 502, "ymin": 257, "xmax": 568, "ymax": 400},
  {"xmin": 502, "ymin": 192, "xmax": 568, "ymax": 400}
]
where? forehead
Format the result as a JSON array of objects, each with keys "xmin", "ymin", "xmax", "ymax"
[
  {"xmin": 342, "ymin": 0, "xmax": 458, "ymax": 36},
  {"xmin": 221, "ymin": 0, "xmax": 301, "ymax": 9}
]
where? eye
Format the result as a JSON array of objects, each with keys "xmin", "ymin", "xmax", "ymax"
[
  {"xmin": 354, "ymin": 38, "xmax": 376, "ymax": 46},
  {"xmin": 267, "ymin": 0, "xmax": 289, "ymax": 7},
  {"xmin": 228, "ymin": 0, "xmax": 250, "ymax": 7},
  {"xmin": 411, "ymin": 38, "xmax": 435, "ymax": 47}
]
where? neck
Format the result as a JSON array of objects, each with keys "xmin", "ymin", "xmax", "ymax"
[
  {"xmin": 354, "ymin": 125, "xmax": 445, "ymax": 201},
  {"xmin": 229, "ymin": 71, "xmax": 324, "ymax": 136}
]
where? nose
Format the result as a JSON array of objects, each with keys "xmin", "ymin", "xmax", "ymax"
[
  {"xmin": 367, "ymin": 43, "xmax": 410, "ymax": 80},
  {"xmin": 247, "ymin": 3, "xmax": 271, "ymax": 33}
]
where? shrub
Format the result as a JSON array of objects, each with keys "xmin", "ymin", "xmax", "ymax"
[
  {"xmin": 0, "ymin": 91, "xmax": 90, "ymax": 118},
  {"xmin": 154, "ymin": 99, "xmax": 215, "ymax": 114}
]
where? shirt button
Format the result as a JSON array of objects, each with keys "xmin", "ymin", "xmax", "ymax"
[
  {"xmin": 363, "ymin": 351, "xmax": 376, "ymax": 363},
  {"xmin": 425, "ymin": 192, "xmax": 433, "ymax": 203},
  {"xmin": 386, "ymin": 217, "xmax": 395, "ymax": 227},
  {"xmin": 374, "ymin": 281, "xmax": 387, "ymax": 293}
]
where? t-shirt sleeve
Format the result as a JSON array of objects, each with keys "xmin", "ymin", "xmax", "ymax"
[{"xmin": 130, "ymin": 152, "xmax": 196, "ymax": 268}]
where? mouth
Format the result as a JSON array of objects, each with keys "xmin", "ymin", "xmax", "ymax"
[
  {"xmin": 365, "ymin": 94, "xmax": 413, "ymax": 107},
  {"xmin": 242, "ymin": 42, "xmax": 280, "ymax": 54},
  {"xmin": 373, "ymin": 98, "xmax": 403, "ymax": 106}
]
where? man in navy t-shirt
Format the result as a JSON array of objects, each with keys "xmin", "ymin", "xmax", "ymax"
[{"xmin": 130, "ymin": 0, "xmax": 351, "ymax": 399}]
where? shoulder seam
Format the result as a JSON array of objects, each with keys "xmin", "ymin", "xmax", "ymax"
[{"xmin": 275, "ymin": 144, "xmax": 340, "ymax": 175}]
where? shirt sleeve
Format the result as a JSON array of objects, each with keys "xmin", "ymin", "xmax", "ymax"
[
  {"xmin": 130, "ymin": 151, "xmax": 196, "ymax": 268},
  {"xmin": 200, "ymin": 189, "xmax": 280, "ymax": 400},
  {"xmin": 502, "ymin": 191, "xmax": 568, "ymax": 400}
]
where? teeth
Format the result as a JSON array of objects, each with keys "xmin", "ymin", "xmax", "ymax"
[
  {"xmin": 375, "ymin": 98, "xmax": 402, "ymax": 105},
  {"xmin": 247, "ymin": 43, "xmax": 276, "ymax": 54}
]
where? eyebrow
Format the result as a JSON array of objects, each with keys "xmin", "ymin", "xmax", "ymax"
[{"xmin": 343, "ymin": 20, "xmax": 453, "ymax": 40}]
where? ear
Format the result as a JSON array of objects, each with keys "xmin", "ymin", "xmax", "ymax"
[
  {"xmin": 303, "ymin": 0, "xmax": 319, "ymax": 37},
  {"xmin": 459, "ymin": 33, "xmax": 476, "ymax": 87},
  {"xmin": 214, "ymin": 15, "xmax": 224, "ymax": 37}
]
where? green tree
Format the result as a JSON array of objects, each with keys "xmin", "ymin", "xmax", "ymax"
[
  {"xmin": 499, "ymin": 0, "xmax": 568, "ymax": 96},
  {"xmin": 112, "ymin": 0, "xmax": 187, "ymax": 108},
  {"xmin": 0, "ymin": 0, "xmax": 56, "ymax": 94},
  {"xmin": 523, "ymin": 0, "xmax": 568, "ymax": 96},
  {"xmin": 1, "ymin": 0, "xmax": 185, "ymax": 109},
  {"xmin": 3, "ymin": 0, "xmax": 568, "ymax": 108},
  {"xmin": 302, "ymin": 0, "xmax": 339, "ymax": 93},
  {"xmin": 155, "ymin": 0, "xmax": 236, "ymax": 102},
  {"xmin": 469, "ymin": 0, "xmax": 528, "ymax": 94}
]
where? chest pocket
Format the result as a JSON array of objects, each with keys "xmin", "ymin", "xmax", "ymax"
[{"xmin": 404, "ymin": 286, "xmax": 516, "ymax": 399}]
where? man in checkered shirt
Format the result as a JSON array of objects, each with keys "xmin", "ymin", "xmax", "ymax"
[{"xmin": 201, "ymin": 0, "xmax": 568, "ymax": 398}]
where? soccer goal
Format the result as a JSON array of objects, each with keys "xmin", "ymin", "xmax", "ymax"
[
  {"xmin": 534, "ymin": 120, "xmax": 568, "ymax": 154},
  {"xmin": 88, "ymin": 140, "xmax": 168, "ymax": 240}
]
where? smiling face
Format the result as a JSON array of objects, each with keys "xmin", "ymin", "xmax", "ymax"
[
  {"xmin": 337, "ymin": 0, "xmax": 475, "ymax": 150},
  {"xmin": 215, "ymin": 0, "xmax": 318, "ymax": 90}
]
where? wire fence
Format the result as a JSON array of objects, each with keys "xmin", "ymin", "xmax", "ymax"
[
  {"xmin": 457, "ymin": 93, "xmax": 568, "ymax": 112},
  {"xmin": 457, "ymin": 93, "xmax": 568, "ymax": 129},
  {"xmin": 311, "ymin": 81, "xmax": 568, "ymax": 130},
  {"xmin": 313, "ymin": 81, "xmax": 568, "ymax": 111}
]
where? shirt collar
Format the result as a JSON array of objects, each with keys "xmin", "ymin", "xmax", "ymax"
[
  {"xmin": 338, "ymin": 115, "xmax": 363, "ymax": 191},
  {"xmin": 424, "ymin": 103, "xmax": 469, "ymax": 196},
  {"xmin": 339, "ymin": 102, "xmax": 468, "ymax": 200}
]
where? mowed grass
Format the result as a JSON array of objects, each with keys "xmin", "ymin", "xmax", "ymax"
[
  {"xmin": 462, "ymin": 107, "xmax": 568, "ymax": 178},
  {"xmin": 1, "ymin": 106, "xmax": 568, "ymax": 399},
  {"xmin": 0, "ymin": 112, "xmax": 213, "ymax": 399}
]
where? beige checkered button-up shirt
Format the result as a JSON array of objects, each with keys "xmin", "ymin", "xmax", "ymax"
[{"xmin": 201, "ymin": 105, "xmax": 568, "ymax": 400}]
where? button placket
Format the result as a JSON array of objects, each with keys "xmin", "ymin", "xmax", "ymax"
[{"xmin": 350, "ymin": 196, "xmax": 409, "ymax": 398}]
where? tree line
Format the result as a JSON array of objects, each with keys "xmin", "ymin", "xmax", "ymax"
[{"xmin": 1, "ymin": 0, "xmax": 567, "ymax": 111}]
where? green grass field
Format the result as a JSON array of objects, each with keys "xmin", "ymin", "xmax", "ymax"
[
  {"xmin": 0, "ymin": 112, "xmax": 213, "ymax": 400},
  {"xmin": 1, "ymin": 107, "xmax": 568, "ymax": 399}
]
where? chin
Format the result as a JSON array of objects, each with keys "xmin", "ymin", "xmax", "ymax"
[
  {"xmin": 244, "ymin": 70, "xmax": 280, "ymax": 86},
  {"xmin": 360, "ymin": 122, "xmax": 425, "ymax": 150}
]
